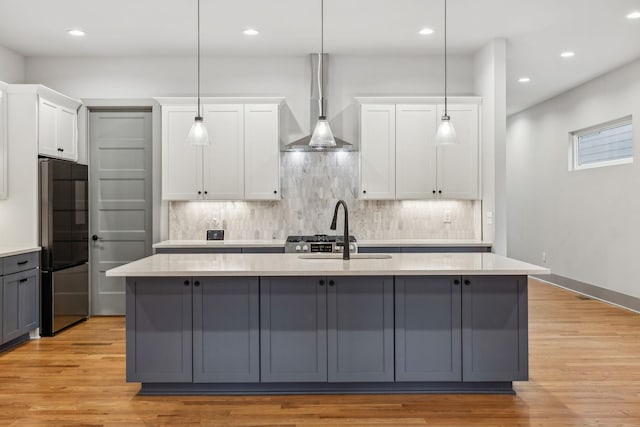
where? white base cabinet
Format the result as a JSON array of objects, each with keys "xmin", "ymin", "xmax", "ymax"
[
  {"xmin": 0, "ymin": 81, "xmax": 7, "ymax": 200},
  {"xmin": 359, "ymin": 98, "xmax": 480, "ymax": 200},
  {"xmin": 158, "ymin": 98, "xmax": 282, "ymax": 201}
]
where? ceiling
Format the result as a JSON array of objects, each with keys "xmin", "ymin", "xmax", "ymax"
[{"xmin": 1, "ymin": 0, "xmax": 639, "ymax": 114}]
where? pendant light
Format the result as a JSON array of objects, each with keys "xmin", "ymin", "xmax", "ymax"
[
  {"xmin": 435, "ymin": 0, "xmax": 457, "ymax": 145},
  {"xmin": 309, "ymin": 0, "xmax": 336, "ymax": 149},
  {"xmin": 186, "ymin": 0, "xmax": 210, "ymax": 146}
]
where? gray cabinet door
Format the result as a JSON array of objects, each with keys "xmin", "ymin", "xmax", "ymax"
[
  {"xmin": 2, "ymin": 269, "xmax": 38, "ymax": 342},
  {"xmin": 395, "ymin": 276, "xmax": 462, "ymax": 381},
  {"xmin": 462, "ymin": 275, "xmax": 528, "ymax": 382},
  {"xmin": 327, "ymin": 276, "xmax": 394, "ymax": 382},
  {"xmin": 126, "ymin": 277, "xmax": 192, "ymax": 383},
  {"xmin": 260, "ymin": 277, "xmax": 327, "ymax": 382},
  {"xmin": 193, "ymin": 277, "xmax": 259, "ymax": 383}
]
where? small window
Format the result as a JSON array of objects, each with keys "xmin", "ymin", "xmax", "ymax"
[{"xmin": 570, "ymin": 117, "xmax": 633, "ymax": 170}]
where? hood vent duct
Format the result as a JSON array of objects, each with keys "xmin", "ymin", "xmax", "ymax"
[{"xmin": 284, "ymin": 53, "xmax": 354, "ymax": 152}]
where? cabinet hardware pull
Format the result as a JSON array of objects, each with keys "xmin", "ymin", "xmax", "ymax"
[
  {"xmin": 363, "ymin": 190, "xmax": 367, "ymax": 194},
  {"xmin": 438, "ymin": 190, "xmax": 442, "ymax": 194},
  {"xmin": 453, "ymin": 279, "xmax": 460, "ymax": 285},
  {"xmin": 204, "ymin": 191, "xmax": 208, "ymax": 195},
  {"xmin": 57, "ymin": 148, "xmax": 64, "ymax": 152},
  {"xmin": 274, "ymin": 190, "xmax": 277, "ymax": 194},
  {"xmin": 432, "ymin": 190, "xmax": 436, "ymax": 194},
  {"xmin": 464, "ymin": 279, "xmax": 471, "ymax": 286},
  {"xmin": 17, "ymin": 260, "xmax": 28, "ymax": 265},
  {"xmin": 19, "ymin": 278, "xmax": 28, "ymax": 283},
  {"xmin": 197, "ymin": 191, "xmax": 202, "ymax": 195},
  {"xmin": 319, "ymin": 280, "xmax": 325, "ymax": 286},
  {"xmin": 184, "ymin": 280, "xmax": 190, "ymax": 286},
  {"xmin": 194, "ymin": 281, "xmax": 200, "ymax": 287},
  {"xmin": 329, "ymin": 280, "xmax": 335, "ymax": 287}
]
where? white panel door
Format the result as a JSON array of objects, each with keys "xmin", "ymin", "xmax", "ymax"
[
  {"xmin": 162, "ymin": 105, "xmax": 203, "ymax": 200},
  {"xmin": 38, "ymin": 96, "xmax": 59, "ymax": 158},
  {"xmin": 244, "ymin": 104, "xmax": 280, "ymax": 200},
  {"xmin": 436, "ymin": 104, "xmax": 479, "ymax": 200},
  {"xmin": 90, "ymin": 111, "xmax": 153, "ymax": 315},
  {"xmin": 0, "ymin": 83, "xmax": 7, "ymax": 199},
  {"xmin": 57, "ymin": 106, "xmax": 78, "ymax": 161},
  {"xmin": 202, "ymin": 104, "xmax": 244, "ymax": 200},
  {"xmin": 360, "ymin": 104, "xmax": 396, "ymax": 200},
  {"xmin": 395, "ymin": 104, "xmax": 438, "ymax": 200}
]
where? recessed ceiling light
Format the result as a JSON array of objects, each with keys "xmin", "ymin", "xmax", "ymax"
[
  {"xmin": 560, "ymin": 51, "xmax": 575, "ymax": 58},
  {"xmin": 627, "ymin": 11, "xmax": 640, "ymax": 19},
  {"xmin": 67, "ymin": 29, "xmax": 86, "ymax": 37},
  {"xmin": 243, "ymin": 28, "xmax": 259, "ymax": 36},
  {"xmin": 518, "ymin": 77, "xmax": 531, "ymax": 83},
  {"xmin": 418, "ymin": 27, "xmax": 434, "ymax": 36}
]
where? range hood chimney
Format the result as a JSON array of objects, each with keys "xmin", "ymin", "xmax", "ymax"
[{"xmin": 284, "ymin": 53, "xmax": 353, "ymax": 152}]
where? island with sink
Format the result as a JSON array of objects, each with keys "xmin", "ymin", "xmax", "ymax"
[{"xmin": 107, "ymin": 251, "xmax": 548, "ymax": 395}]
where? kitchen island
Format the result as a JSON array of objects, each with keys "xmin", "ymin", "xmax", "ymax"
[{"xmin": 107, "ymin": 252, "xmax": 548, "ymax": 395}]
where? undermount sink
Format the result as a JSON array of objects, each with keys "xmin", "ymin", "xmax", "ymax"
[{"xmin": 298, "ymin": 254, "xmax": 392, "ymax": 260}]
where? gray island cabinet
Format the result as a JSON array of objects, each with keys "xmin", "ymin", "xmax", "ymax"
[{"xmin": 111, "ymin": 252, "xmax": 547, "ymax": 395}]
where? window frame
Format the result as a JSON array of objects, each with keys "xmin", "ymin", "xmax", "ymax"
[{"xmin": 570, "ymin": 116, "xmax": 633, "ymax": 171}]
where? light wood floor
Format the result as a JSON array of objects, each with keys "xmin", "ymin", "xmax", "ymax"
[{"xmin": 1, "ymin": 278, "xmax": 639, "ymax": 426}]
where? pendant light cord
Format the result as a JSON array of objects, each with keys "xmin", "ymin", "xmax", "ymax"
[
  {"xmin": 197, "ymin": 0, "xmax": 201, "ymax": 118},
  {"xmin": 444, "ymin": 0, "xmax": 448, "ymax": 117},
  {"xmin": 319, "ymin": 0, "xmax": 325, "ymax": 117}
]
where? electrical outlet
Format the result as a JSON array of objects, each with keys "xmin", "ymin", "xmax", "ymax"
[
  {"xmin": 487, "ymin": 211, "xmax": 493, "ymax": 225},
  {"xmin": 443, "ymin": 210, "xmax": 452, "ymax": 223},
  {"xmin": 542, "ymin": 251, "xmax": 547, "ymax": 263}
]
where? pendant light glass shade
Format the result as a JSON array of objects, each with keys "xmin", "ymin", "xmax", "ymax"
[
  {"xmin": 435, "ymin": 116, "xmax": 457, "ymax": 145},
  {"xmin": 187, "ymin": 116, "xmax": 209, "ymax": 146},
  {"xmin": 310, "ymin": 116, "xmax": 336, "ymax": 149}
]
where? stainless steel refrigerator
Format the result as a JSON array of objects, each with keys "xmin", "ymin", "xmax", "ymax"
[{"xmin": 40, "ymin": 159, "xmax": 89, "ymax": 336}]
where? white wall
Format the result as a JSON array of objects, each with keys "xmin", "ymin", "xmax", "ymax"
[
  {"xmin": 0, "ymin": 45, "xmax": 25, "ymax": 83},
  {"xmin": 473, "ymin": 39, "xmax": 507, "ymax": 253},
  {"xmin": 25, "ymin": 54, "xmax": 475, "ymax": 146},
  {"xmin": 507, "ymin": 57, "xmax": 640, "ymax": 299}
]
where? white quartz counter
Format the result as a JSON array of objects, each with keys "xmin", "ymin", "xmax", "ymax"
[
  {"xmin": 357, "ymin": 239, "xmax": 492, "ymax": 248},
  {"xmin": 106, "ymin": 252, "xmax": 549, "ymax": 277},
  {"xmin": 153, "ymin": 240, "xmax": 286, "ymax": 249},
  {"xmin": 0, "ymin": 246, "xmax": 41, "ymax": 258},
  {"xmin": 152, "ymin": 239, "xmax": 491, "ymax": 249}
]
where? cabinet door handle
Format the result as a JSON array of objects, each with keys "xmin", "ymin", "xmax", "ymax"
[
  {"xmin": 432, "ymin": 190, "xmax": 436, "ymax": 195},
  {"xmin": 203, "ymin": 191, "xmax": 208, "ymax": 195},
  {"xmin": 183, "ymin": 280, "xmax": 190, "ymax": 286},
  {"xmin": 363, "ymin": 190, "xmax": 367, "ymax": 194},
  {"xmin": 329, "ymin": 280, "xmax": 335, "ymax": 287},
  {"xmin": 19, "ymin": 278, "xmax": 28, "ymax": 283},
  {"xmin": 17, "ymin": 260, "xmax": 28, "ymax": 266},
  {"xmin": 57, "ymin": 148, "xmax": 64, "ymax": 152},
  {"xmin": 453, "ymin": 279, "xmax": 460, "ymax": 285},
  {"xmin": 273, "ymin": 190, "xmax": 278, "ymax": 194},
  {"xmin": 319, "ymin": 280, "xmax": 325, "ymax": 286},
  {"xmin": 197, "ymin": 191, "xmax": 202, "ymax": 195},
  {"xmin": 438, "ymin": 190, "xmax": 442, "ymax": 194},
  {"xmin": 464, "ymin": 279, "xmax": 471, "ymax": 286},
  {"xmin": 194, "ymin": 280, "xmax": 200, "ymax": 287}
]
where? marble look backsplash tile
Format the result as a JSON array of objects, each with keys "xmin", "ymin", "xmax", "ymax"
[{"xmin": 169, "ymin": 152, "xmax": 481, "ymax": 240}]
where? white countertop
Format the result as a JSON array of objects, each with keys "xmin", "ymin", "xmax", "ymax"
[
  {"xmin": 357, "ymin": 239, "xmax": 492, "ymax": 247},
  {"xmin": 153, "ymin": 240, "xmax": 286, "ymax": 249},
  {"xmin": 152, "ymin": 239, "xmax": 492, "ymax": 249},
  {"xmin": 0, "ymin": 246, "xmax": 41, "ymax": 258},
  {"xmin": 106, "ymin": 253, "xmax": 549, "ymax": 277}
]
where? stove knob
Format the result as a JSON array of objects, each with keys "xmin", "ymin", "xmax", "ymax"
[
  {"xmin": 334, "ymin": 246, "xmax": 341, "ymax": 252},
  {"xmin": 302, "ymin": 245, "xmax": 309, "ymax": 252},
  {"xmin": 349, "ymin": 244, "xmax": 355, "ymax": 252},
  {"xmin": 295, "ymin": 245, "xmax": 302, "ymax": 252}
]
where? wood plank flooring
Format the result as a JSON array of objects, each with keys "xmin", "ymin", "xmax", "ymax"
[{"xmin": 1, "ymin": 278, "xmax": 639, "ymax": 426}]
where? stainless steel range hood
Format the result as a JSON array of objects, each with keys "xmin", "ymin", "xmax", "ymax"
[{"xmin": 285, "ymin": 53, "xmax": 353, "ymax": 152}]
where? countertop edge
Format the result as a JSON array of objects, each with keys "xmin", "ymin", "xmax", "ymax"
[
  {"xmin": 107, "ymin": 269, "xmax": 549, "ymax": 277},
  {"xmin": 0, "ymin": 247, "xmax": 42, "ymax": 258}
]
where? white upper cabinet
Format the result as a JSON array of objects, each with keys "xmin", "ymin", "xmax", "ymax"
[
  {"xmin": 360, "ymin": 104, "xmax": 396, "ymax": 200},
  {"xmin": 358, "ymin": 98, "xmax": 480, "ymax": 201},
  {"xmin": 202, "ymin": 104, "xmax": 245, "ymax": 200},
  {"xmin": 0, "ymin": 82, "xmax": 7, "ymax": 199},
  {"xmin": 37, "ymin": 93, "xmax": 79, "ymax": 161},
  {"xmin": 159, "ymin": 98, "xmax": 282, "ymax": 201},
  {"xmin": 161, "ymin": 105, "xmax": 202, "ymax": 200},
  {"xmin": 244, "ymin": 104, "xmax": 280, "ymax": 200},
  {"xmin": 436, "ymin": 104, "xmax": 479, "ymax": 200},
  {"xmin": 395, "ymin": 104, "xmax": 438, "ymax": 199}
]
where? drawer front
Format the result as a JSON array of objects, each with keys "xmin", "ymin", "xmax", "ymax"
[{"xmin": 3, "ymin": 252, "xmax": 40, "ymax": 275}]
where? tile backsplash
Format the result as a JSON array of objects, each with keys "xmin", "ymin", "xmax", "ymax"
[{"xmin": 169, "ymin": 152, "xmax": 481, "ymax": 240}]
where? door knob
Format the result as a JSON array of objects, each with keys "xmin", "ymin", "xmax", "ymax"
[{"xmin": 91, "ymin": 235, "xmax": 102, "ymax": 241}]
